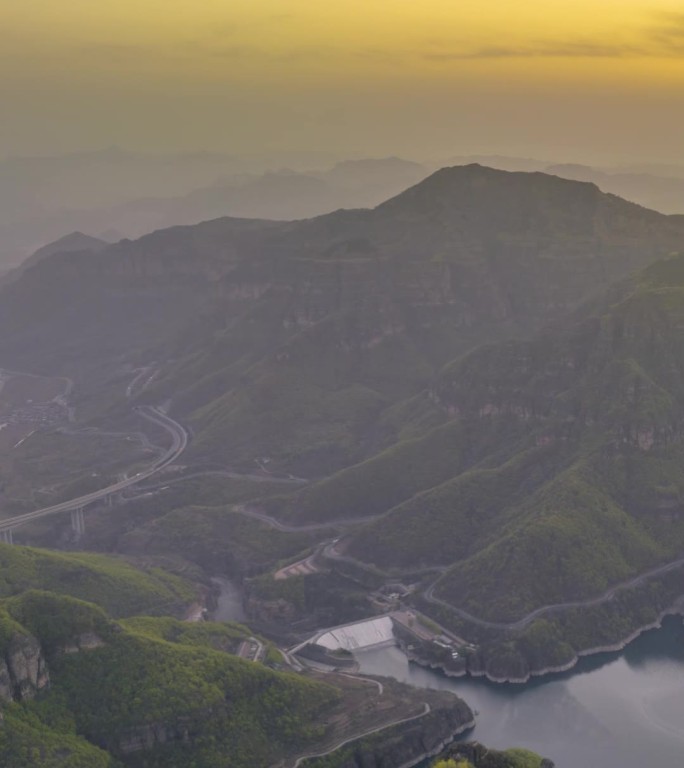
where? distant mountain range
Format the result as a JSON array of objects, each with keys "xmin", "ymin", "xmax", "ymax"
[
  {"xmin": 4, "ymin": 147, "xmax": 684, "ymax": 273},
  {"xmin": 0, "ymin": 232, "xmax": 108, "ymax": 288},
  {"xmin": 0, "ymin": 150, "xmax": 428, "ymax": 268},
  {"xmin": 545, "ymin": 163, "xmax": 684, "ymax": 215},
  {"xmin": 3, "ymin": 164, "xmax": 684, "ymax": 460}
]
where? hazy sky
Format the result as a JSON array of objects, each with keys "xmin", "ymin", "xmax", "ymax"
[{"xmin": 2, "ymin": 0, "xmax": 684, "ymax": 163}]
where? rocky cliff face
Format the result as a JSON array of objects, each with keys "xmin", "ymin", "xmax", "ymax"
[
  {"xmin": 434, "ymin": 256, "xmax": 684, "ymax": 453},
  {"xmin": 117, "ymin": 720, "xmax": 193, "ymax": 754},
  {"xmin": 0, "ymin": 632, "xmax": 49, "ymax": 703},
  {"xmin": 0, "ymin": 626, "xmax": 108, "ymax": 704},
  {"xmin": 62, "ymin": 631, "xmax": 107, "ymax": 654}
]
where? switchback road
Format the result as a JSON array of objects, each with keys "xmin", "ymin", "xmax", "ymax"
[{"xmin": 227, "ymin": 506, "xmax": 684, "ymax": 633}]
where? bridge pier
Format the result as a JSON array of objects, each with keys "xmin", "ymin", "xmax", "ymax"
[
  {"xmin": 0, "ymin": 529, "xmax": 13, "ymax": 545},
  {"xmin": 0, "ymin": 408, "xmax": 187, "ymax": 543},
  {"xmin": 70, "ymin": 508, "xmax": 86, "ymax": 537}
]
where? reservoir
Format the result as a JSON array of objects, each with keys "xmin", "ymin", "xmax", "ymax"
[{"xmin": 355, "ymin": 616, "xmax": 684, "ymax": 768}]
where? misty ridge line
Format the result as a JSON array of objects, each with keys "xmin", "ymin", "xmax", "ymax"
[{"xmin": 6, "ymin": 150, "xmax": 684, "ymax": 275}]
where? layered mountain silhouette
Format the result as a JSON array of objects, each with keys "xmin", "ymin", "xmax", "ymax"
[
  {"xmin": 2, "ymin": 164, "xmax": 682, "ymax": 393},
  {"xmin": 0, "ymin": 151, "xmax": 427, "ymax": 268}
]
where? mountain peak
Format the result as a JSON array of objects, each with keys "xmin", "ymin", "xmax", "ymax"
[
  {"xmin": 373, "ymin": 163, "xmax": 648, "ymax": 231},
  {"xmin": 408, "ymin": 161, "xmax": 602, "ymax": 196},
  {"xmin": 1, "ymin": 231, "xmax": 109, "ymax": 287},
  {"xmin": 29, "ymin": 231, "xmax": 108, "ymax": 261}
]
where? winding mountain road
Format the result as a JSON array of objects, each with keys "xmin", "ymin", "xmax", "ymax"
[
  {"xmin": 15, "ymin": 378, "xmax": 677, "ymax": 633},
  {"xmin": 230, "ymin": 505, "xmax": 385, "ymax": 534},
  {"xmin": 125, "ymin": 468, "xmax": 306, "ymax": 501},
  {"xmin": 225, "ymin": 507, "xmax": 684, "ymax": 633},
  {"xmin": 290, "ymin": 702, "xmax": 430, "ymax": 768},
  {"xmin": 0, "ymin": 406, "xmax": 188, "ymax": 533},
  {"xmin": 422, "ymin": 554, "xmax": 684, "ymax": 631}
]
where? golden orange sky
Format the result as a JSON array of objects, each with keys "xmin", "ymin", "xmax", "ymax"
[{"xmin": 2, "ymin": 0, "xmax": 684, "ymax": 162}]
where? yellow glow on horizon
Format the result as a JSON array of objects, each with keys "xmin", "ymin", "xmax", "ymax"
[
  {"xmin": 2, "ymin": 1, "xmax": 684, "ymax": 160},
  {"xmin": 5, "ymin": 1, "xmax": 684, "ymax": 68}
]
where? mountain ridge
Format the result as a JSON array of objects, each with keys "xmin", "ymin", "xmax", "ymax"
[{"xmin": 2, "ymin": 164, "xmax": 684, "ymax": 476}]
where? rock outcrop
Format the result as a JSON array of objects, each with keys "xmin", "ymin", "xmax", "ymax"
[
  {"xmin": 62, "ymin": 631, "xmax": 107, "ymax": 654},
  {"xmin": 0, "ymin": 632, "xmax": 49, "ymax": 702},
  {"xmin": 118, "ymin": 721, "xmax": 193, "ymax": 754}
]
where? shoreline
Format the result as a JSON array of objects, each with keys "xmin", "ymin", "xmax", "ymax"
[
  {"xmin": 393, "ymin": 716, "xmax": 476, "ymax": 768},
  {"xmin": 289, "ymin": 705, "xmax": 475, "ymax": 768},
  {"xmin": 406, "ymin": 604, "xmax": 684, "ymax": 685}
]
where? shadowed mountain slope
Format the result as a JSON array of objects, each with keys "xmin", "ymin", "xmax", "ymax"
[
  {"xmin": 338, "ymin": 253, "xmax": 684, "ymax": 620},
  {"xmin": 1, "ymin": 165, "xmax": 684, "ymax": 476}
]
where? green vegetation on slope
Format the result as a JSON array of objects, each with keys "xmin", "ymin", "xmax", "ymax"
[
  {"xmin": 49, "ymin": 629, "xmax": 335, "ymax": 765},
  {"xmin": 430, "ymin": 744, "xmax": 547, "ymax": 768},
  {"xmin": 6, "ymin": 591, "xmax": 114, "ymax": 655},
  {"xmin": 340, "ymin": 255, "xmax": 684, "ymax": 622},
  {"xmin": 0, "ymin": 704, "xmax": 116, "ymax": 768},
  {"xmin": 121, "ymin": 615, "xmax": 255, "ymax": 655},
  {"xmin": 248, "ymin": 571, "xmax": 376, "ymax": 627},
  {"xmin": 0, "ymin": 544, "xmax": 195, "ymax": 618},
  {"xmin": 265, "ymin": 419, "xmax": 529, "ymax": 525},
  {"xmin": 1, "ymin": 592, "xmax": 339, "ymax": 768},
  {"xmin": 347, "ymin": 442, "xmax": 570, "ymax": 570},
  {"xmin": 119, "ymin": 504, "xmax": 317, "ymax": 576},
  {"xmin": 432, "ymin": 451, "xmax": 669, "ymax": 621},
  {"xmin": 189, "ymin": 358, "xmax": 392, "ymax": 475}
]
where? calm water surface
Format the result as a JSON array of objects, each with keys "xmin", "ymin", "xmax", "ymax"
[{"xmin": 355, "ymin": 617, "xmax": 684, "ymax": 768}]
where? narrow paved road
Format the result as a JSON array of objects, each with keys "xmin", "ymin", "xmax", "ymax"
[
  {"xmin": 230, "ymin": 505, "xmax": 384, "ymax": 534},
  {"xmin": 312, "ymin": 532, "xmax": 684, "ymax": 633},
  {"xmin": 337, "ymin": 672, "xmax": 384, "ymax": 695},
  {"xmin": 237, "ymin": 506, "xmax": 684, "ymax": 633},
  {"xmin": 291, "ymin": 703, "xmax": 430, "ymax": 768},
  {"xmin": 0, "ymin": 406, "xmax": 188, "ymax": 533},
  {"xmin": 126, "ymin": 468, "xmax": 307, "ymax": 500},
  {"xmin": 126, "ymin": 366, "xmax": 157, "ymax": 399},
  {"xmin": 423, "ymin": 554, "xmax": 684, "ymax": 631}
]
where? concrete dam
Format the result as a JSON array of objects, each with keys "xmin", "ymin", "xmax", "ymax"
[{"xmin": 312, "ymin": 616, "xmax": 396, "ymax": 652}]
